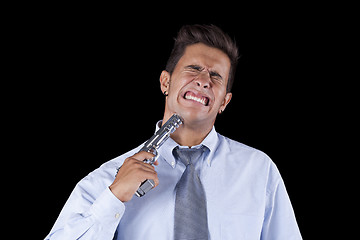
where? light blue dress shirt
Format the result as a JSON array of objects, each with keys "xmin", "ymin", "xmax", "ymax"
[{"xmin": 45, "ymin": 122, "xmax": 302, "ymax": 240}]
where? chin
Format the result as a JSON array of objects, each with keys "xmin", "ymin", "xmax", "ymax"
[
  {"xmin": 166, "ymin": 100, "xmax": 215, "ymax": 126},
  {"xmin": 178, "ymin": 109, "xmax": 214, "ymax": 125}
]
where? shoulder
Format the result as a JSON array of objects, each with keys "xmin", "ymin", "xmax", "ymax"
[
  {"xmin": 215, "ymin": 132, "xmax": 283, "ymax": 190},
  {"xmin": 100, "ymin": 146, "xmax": 141, "ymax": 170},
  {"xmin": 93, "ymin": 144, "xmax": 143, "ymax": 178},
  {"xmin": 217, "ymin": 133, "xmax": 271, "ymax": 162},
  {"xmin": 77, "ymin": 144, "xmax": 143, "ymax": 191},
  {"xmin": 216, "ymin": 133, "xmax": 281, "ymax": 177}
]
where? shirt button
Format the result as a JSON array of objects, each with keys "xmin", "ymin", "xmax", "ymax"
[
  {"xmin": 115, "ymin": 213, "xmax": 120, "ymax": 219},
  {"xmin": 171, "ymin": 161, "xmax": 175, "ymax": 167}
]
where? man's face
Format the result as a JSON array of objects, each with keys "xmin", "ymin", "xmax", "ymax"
[{"xmin": 161, "ymin": 43, "xmax": 232, "ymax": 127}]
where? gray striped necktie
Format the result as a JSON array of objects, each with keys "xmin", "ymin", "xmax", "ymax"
[{"xmin": 173, "ymin": 147, "xmax": 209, "ymax": 240}]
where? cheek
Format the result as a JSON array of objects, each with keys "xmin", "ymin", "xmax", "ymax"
[
  {"xmin": 167, "ymin": 79, "xmax": 184, "ymax": 106},
  {"xmin": 169, "ymin": 75, "xmax": 190, "ymax": 96},
  {"xmin": 213, "ymin": 88, "xmax": 227, "ymax": 107}
]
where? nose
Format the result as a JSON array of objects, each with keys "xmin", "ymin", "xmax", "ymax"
[{"xmin": 195, "ymin": 71, "xmax": 211, "ymax": 89}]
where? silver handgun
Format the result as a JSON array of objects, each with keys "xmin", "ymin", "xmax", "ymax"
[{"xmin": 117, "ymin": 114, "xmax": 183, "ymax": 197}]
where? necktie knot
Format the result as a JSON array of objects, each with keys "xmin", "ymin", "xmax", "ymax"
[{"xmin": 173, "ymin": 146, "xmax": 204, "ymax": 166}]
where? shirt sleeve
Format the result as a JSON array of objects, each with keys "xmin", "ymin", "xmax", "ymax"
[
  {"xmin": 261, "ymin": 163, "xmax": 302, "ymax": 240},
  {"xmin": 45, "ymin": 180, "xmax": 125, "ymax": 240}
]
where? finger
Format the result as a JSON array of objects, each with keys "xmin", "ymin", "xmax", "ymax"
[
  {"xmin": 118, "ymin": 158, "xmax": 154, "ymax": 178},
  {"xmin": 132, "ymin": 151, "xmax": 156, "ymax": 162},
  {"xmin": 153, "ymin": 174, "xmax": 159, "ymax": 187},
  {"xmin": 141, "ymin": 171, "xmax": 159, "ymax": 188},
  {"xmin": 137, "ymin": 161, "xmax": 157, "ymax": 172}
]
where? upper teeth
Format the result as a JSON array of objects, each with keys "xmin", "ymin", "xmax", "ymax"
[{"xmin": 185, "ymin": 94, "xmax": 206, "ymax": 105}]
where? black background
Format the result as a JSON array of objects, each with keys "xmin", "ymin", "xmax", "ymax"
[{"xmin": 5, "ymin": 3, "xmax": 346, "ymax": 239}]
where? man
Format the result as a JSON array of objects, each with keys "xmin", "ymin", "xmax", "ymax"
[{"xmin": 45, "ymin": 24, "xmax": 302, "ymax": 239}]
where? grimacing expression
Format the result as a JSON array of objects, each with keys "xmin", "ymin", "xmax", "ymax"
[{"xmin": 161, "ymin": 43, "xmax": 232, "ymax": 126}]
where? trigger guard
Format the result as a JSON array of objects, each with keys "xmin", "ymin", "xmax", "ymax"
[{"xmin": 143, "ymin": 149, "xmax": 158, "ymax": 165}]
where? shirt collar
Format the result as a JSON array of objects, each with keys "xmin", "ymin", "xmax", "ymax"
[{"xmin": 156, "ymin": 120, "xmax": 219, "ymax": 168}]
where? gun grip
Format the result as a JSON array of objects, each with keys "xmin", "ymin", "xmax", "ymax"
[{"xmin": 135, "ymin": 179, "xmax": 155, "ymax": 197}]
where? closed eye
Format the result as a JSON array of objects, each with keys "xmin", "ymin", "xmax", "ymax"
[
  {"xmin": 185, "ymin": 65, "xmax": 204, "ymax": 72},
  {"xmin": 184, "ymin": 64, "xmax": 224, "ymax": 82},
  {"xmin": 209, "ymin": 71, "xmax": 223, "ymax": 81}
]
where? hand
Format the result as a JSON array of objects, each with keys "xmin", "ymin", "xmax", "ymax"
[{"xmin": 109, "ymin": 151, "xmax": 159, "ymax": 202}]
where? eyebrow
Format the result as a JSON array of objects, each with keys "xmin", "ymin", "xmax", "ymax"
[
  {"xmin": 185, "ymin": 64, "xmax": 204, "ymax": 71},
  {"xmin": 185, "ymin": 65, "xmax": 223, "ymax": 80}
]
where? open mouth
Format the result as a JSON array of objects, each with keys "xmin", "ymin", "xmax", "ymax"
[{"xmin": 183, "ymin": 91, "xmax": 210, "ymax": 106}]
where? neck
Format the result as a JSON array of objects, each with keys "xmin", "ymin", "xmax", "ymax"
[{"xmin": 162, "ymin": 113, "xmax": 214, "ymax": 147}]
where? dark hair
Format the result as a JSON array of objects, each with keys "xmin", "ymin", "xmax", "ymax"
[{"xmin": 165, "ymin": 24, "xmax": 239, "ymax": 93}]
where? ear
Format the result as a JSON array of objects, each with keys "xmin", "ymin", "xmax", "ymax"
[
  {"xmin": 218, "ymin": 92, "xmax": 232, "ymax": 114},
  {"xmin": 160, "ymin": 70, "xmax": 171, "ymax": 94}
]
